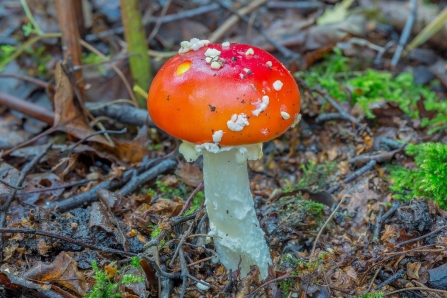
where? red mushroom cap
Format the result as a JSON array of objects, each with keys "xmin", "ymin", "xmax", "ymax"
[{"xmin": 147, "ymin": 43, "xmax": 300, "ymax": 146}]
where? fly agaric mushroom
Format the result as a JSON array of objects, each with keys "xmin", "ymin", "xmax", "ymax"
[{"xmin": 147, "ymin": 39, "xmax": 300, "ymax": 280}]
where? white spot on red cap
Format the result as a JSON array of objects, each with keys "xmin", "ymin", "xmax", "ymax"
[
  {"xmin": 178, "ymin": 38, "xmax": 209, "ymax": 54},
  {"xmin": 212, "ymin": 130, "xmax": 224, "ymax": 143},
  {"xmin": 281, "ymin": 111, "xmax": 290, "ymax": 120},
  {"xmin": 227, "ymin": 114, "xmax": 249, "ymax": 131},
  {"xmin": 252, "ymin": 96, "xmax": 269, "ymax": 116},
  {"xmin": 273, "ymin": 80, "xmax": 283, "ymax": 91}
]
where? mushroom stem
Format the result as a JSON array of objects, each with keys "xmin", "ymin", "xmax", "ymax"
[{"xmin": 201, "ymin": 148, "xmax": 271, "ymax": 280}]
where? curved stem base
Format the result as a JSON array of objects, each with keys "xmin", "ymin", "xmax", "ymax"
[{"xmin": 202, "ymin": 149, "xmax": 271, "ymax": 280}]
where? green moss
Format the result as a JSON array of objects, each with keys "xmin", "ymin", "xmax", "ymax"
[
  {"xmin": 286, "ymin": 160, "xmax": 337, "ymax": 192},
  {"xmin": 147, "ymin": 180, "xmax": 185, "ymax": 198},
  {"xmin": 389, "ymin": 142, "xmax": 447, "ymax": 209},
  {"xmin": 149, "ymin": 225, "xmax": 165, "ymax": 247},
  {"xmin": 184, "ymin": 190, "xmax": 204, "ymax": 215},
  {"xmin": 352, "ymin": 292, "xmax": 384, "ymax": 298},
  {"xmin": 85, "ymin": 261, "xmax": 144, "ymax": 298},
  {"xmin": 278, "ymin": 253, "xmax": 327, "ymax": 296},
  {"xmin": 130, "ymin": 256, "xmax": 141, "ymax": 268},
  {"xmin": 297, "ymin": 48, "xmax": 447, "ymax": 134}
]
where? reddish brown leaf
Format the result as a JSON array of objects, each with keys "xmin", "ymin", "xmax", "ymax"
[
  {"xmin": 53, "ymin": 62, "xmax": 110, "ymax": 147},
  {"xmin": 23, "ymin": 251, "xmax": 88, "ymax": 296},
  {"xmin": 177, "ymin": 162, "xmax": 203, "ymax": 187},
  {"xmin": 113, "ymin": 125, "xmax": 150, "ymax": 164}
]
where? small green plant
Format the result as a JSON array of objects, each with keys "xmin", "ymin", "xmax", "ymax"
[
  {"xmin": 0, "ymin": 45, "xmax": 16, "ymax": 71},
  {"xmin": 352, "ymin": 292, "xmax": 384, "ymax": 298},
  {"xmin": 149, "ymin": 225, "xmax": 165, "ymax": 247},
  {"xmin": 147, "ymin": 180, "xmax": 185, "ymax": 198},
  {"xmin": 25, "ymin": 45, "xmax": 51, "ymax": 76},
  {"xmin": 130, "ymin": 256, "xmax": 142, "ymax": 268},
  {"xmin": 389, "ymin": 142, "xmax": 447, "ymax": 209},
  {"xmin": 184, "ymin": 191, "xmax": 205, "ymax": 215},
  {"xmin": 278, "ymin": 253, "xmax": 327, "ymax": 296},
  {"xmin": 82, "ymin": 52, "xmax": 107, "ymax": 75},
  {"xmin": 298, "ymin": 48, "xmax": 447, "ymax": 134},
  {"xmin": 286, "ymin": 160, "xmax": 337, "ymax": 192},
  {"xmin": 86, "ymin": 260, "xmax": 144, "ymax": 298}
]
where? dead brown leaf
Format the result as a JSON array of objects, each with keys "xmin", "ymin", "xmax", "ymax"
[
  {"xmin": 149, "ymin": 197, "xmax": 184, "ymax": 218},
  {"xmin": 113, "ymin": 125, "xmax": 150, "ymax": 164},
  {"xmin": 406, "ymin": 262, "xmax": 421, "ymax": 280},
  {"xmin": 17, "ymin": 172, "xmax": 64, "ymax": 205},
  {"xmin": 0, "ymin": 113, "xmax": 32, "ymax": 150},
  {"xmin": 53, "ymin": 62, "xmax": 110, "ymax": 147},
  {"xmin": 381, "ymin": 224, "xmax": 399, "ymax": 243},
  {"xmin": 23, "ymin": 251, "xmax": 88, "ymax": 296},
  {"xmin": 177, "ymin": 162, "xmax": 203, "ymax": 187}
]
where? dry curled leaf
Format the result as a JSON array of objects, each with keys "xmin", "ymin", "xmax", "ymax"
[
  {"xmin": 36, "ymin": 239, "xmax": 53, "ymax": 257},
  {"xmin": 52, "ymin": 62, "xmax": 110, "ymax": 147},
  {"xmin": 23, "ymin": 251, "xmax": 88, "ymax": 296},
  {"xmin": 407, "ymin": 262, "xmax": 421, "ymax": 280}
]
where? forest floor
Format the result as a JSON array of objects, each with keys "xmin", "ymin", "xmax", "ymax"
[{"xmin": 1, "ymin": 0, "xmax": 447, "ymax": 297}]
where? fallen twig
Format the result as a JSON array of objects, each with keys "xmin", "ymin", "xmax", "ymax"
[
  {"xmin": 328, "ymin": 160, "xmax": 377, "ymax": 193},
  {"xmin": 0, "ymin": 73, "xmax": 49, "ymax": 88},
  {"xmin": 0, "ymin": 227, "xmax": 135, "ymax": 256},
  {"xmin": 117, "ymin": 158, "xmax": 176, "ymax": 197},
  {"xmin": 0, "ymin": 144, "xmax": 52, "ymax": 228},
  {"xmin": 349, "ymin": 145, "xmax": 405, "ymax": 166},
  {"xmin": 85, "ymin": 4, "xmax": 220, "ymax": 42},
  {"xmin": 376, "ymin": 269, "xmax": 405, "ymax": 290},
  {"xmin": 50, "ymin": 157, "xmax": 174, "ymax": 212},
  {"xmin": 316, "ymin": 112, "xmax": 352, "ymax": 123},
  {"xmin": 0, "ymin": 179, "xmax": 25, "ymax": 191},
  {"xmin": 178, "ymin": 182, "xmax": 204, "ymax": 215},
  {"xmin": 396, "ymin": 224, "xmax": 447, "ymax": 248},
  {"xmin": 211, "ymin": 0, "xmax": 300, "ymax": 60},
  {"xmin": 86, "ymin": 102, "xmax": 153, "ymax": 127},
  {"xmin": 0, "ymin": 93, "xmax": 153, "ymax": 128},
  {"xmin": 245, "ymin": 269, "xmax": 292, "ymax": 298},
  {"xmin": 0, "ymin": 92, "xmax": 55, "ymax": 125},
  {"xmin": 384, "ymin": 286, "xmax": 447, "ymax": 296},
  {"xmin": 391, "ymin": 0, "xmax": 417, "ymax": 67},
  {"xmin": 1, "ymin": 270, "xmax": 66, "ymax": 298},
  {"xmin": 373, "ymin": 204, "xmax": 385, "ymax": 242},
  {"xmin": 309, "ymin": 195, "xmax": 347, "ymax": 263}
]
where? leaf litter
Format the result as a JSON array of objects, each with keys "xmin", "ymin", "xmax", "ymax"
[{"xmin": 0, "ymin": 0, "xmax": 447, "ymax": 297}]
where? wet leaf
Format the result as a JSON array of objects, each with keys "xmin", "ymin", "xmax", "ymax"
[
  {"xmin": 177, "ymin": 162, "xmax": 203, "ymax": 187},
  {"xmin": 407, "ymin": 262, "xmax": 421, "ymax": 280},
  {"xmin": 17, "ymin": 172, "xmax": 64, "ymax": 205},
  {"xmin": 317, "ymin": 0, "xmax": 355, "ymax": 25},
  {"xmin": 53, "ymin": 62, "xmax": 110, "ymax": 147},
  {"xmin": 113, "ymin": 125, "xmax": 150, "ymax": 164},
  {"xmin": 23, "ymin": 251, "xmax": 88, "ymax": 296},
  {"xmin": 0, "ymin": 114, "xmax": 33, "ymax": 149},
  {"xmin": 149, "ymin": 198, "xmax": 184, "ymax": 218},
  {"xmin": 0, "ymin": 162, "xmax": 20, "ymax": 195}
]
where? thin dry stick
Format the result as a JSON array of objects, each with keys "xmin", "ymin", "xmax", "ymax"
[
  {"xmin": 178, "ymin": 182, "xmax": 204, "ymax": 216},
  {"xmin": 79, "ymin": 39, "xmax": 137, "ymax": 106},
  {"xmin": 0, "ymin": 73, "xmax": 49, "ymax": 88},
  {"xmin": 309, "ymin": 195, "xmax": 347, "ymax": 263},
  {"xmin": 384, "ymin": 287, "xmax": 447, "ymax": 296},
  {"xmin": 391, "ymin": 0, "xmax": 417, "ymax": 66},
  {"xmin": 0, "ymin": 228, "xmax": 135, "ymax": 257},
  {"xmin": 209, "ymin": 0, "xmax": 268, "ymax": 42},
  {"xmin": 396, "ymin": 224, "xmax": 447, "ymax": 247},
  {"xmin": 366, "ymin": 265, "xmax": 382, "ymax": 293},
  {"xmin": 245, "ymin": 270, "xmax": 293, "ymax": 298},
  {"xmin": 147, "ymin": 0, "xmax": 172, "ymax": 42},
  {"xmin": 0, "ymin": 144, "xmax": 52, "ymax": 260}
]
